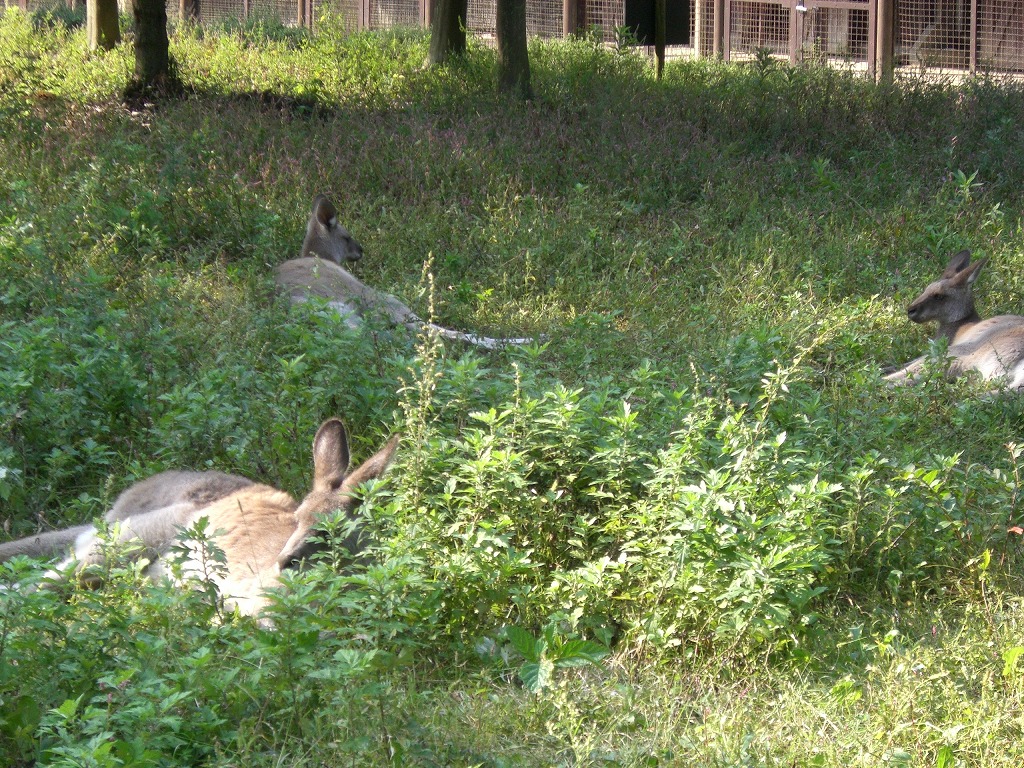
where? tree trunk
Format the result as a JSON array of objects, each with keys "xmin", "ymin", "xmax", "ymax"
[
  {"xmin": 87, "ymin": 0, "xmax": 121, "ymax": 51},
  {"xmin": 128, "ymin": 0, "xmax": 182, "ymax": 95},
  {"xmin": 496, "ymin": 0, "xmax": 532, "ymax": 99},
  {"xmin": 875, "ymin": 0, "xmax": 895, "ymax": 84},
  {"xmin": 429, "ymin": 0, "xmax": 468, "ymax": 65},
  {"xmin": 654, "ymin": 0, "xmax": 665, "ymax": 79}
]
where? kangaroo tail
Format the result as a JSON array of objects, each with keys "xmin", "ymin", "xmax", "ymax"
[
  {"xmin": 427, "ymin": 324, "xmax": 533, "ymax": 350},
  {"xmin": 0, "ymin": 524, "xmax": 93, "ymax": 562}
]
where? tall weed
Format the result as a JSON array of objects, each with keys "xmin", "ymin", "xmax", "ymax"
[{"xmin": 1, "ymin": 17, "xmax": 1024, "ymax": 765}]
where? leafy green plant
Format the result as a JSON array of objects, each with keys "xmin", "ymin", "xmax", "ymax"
[
  {"xmin": 1, "ymin": 15, "xmax": 1024, "ymax": 766},
  {"xmin": 499, "ymin": 623, "xmax": 609, "ymax": 693}
]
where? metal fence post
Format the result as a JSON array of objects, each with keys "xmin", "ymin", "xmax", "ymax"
[
  {"xmin": 713, "ymin": 0, "xmax": 725, "ymax": 58},
  {"xmin": 562, "ymin": 0, "xmax": 577, "ymax": 36},
  {"xmin": 874, "ymin": 0, "xmax": 893, "ymax": 82},
  {"xmin": 789, "ymin": 0, "xmax": 801, "ymax": 64},
  {"xmin": 969, "ymin": 0, "xmax": 977, "ymax": 73}
]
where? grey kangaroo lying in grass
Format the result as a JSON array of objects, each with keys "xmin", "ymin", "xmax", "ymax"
[
  {"xmin": 0, "ymin": 420, "xmax": 399, "ymax": 617},
  {"xmin": 275, "ymin": 195, "xmax": 532, "ymax": 350},
  {"xmin": 884, "ymin": 249, "xmax": 1024, "ymax": 391}
]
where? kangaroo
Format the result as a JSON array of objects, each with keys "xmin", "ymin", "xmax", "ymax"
[
  {"xmin": 884, "ymin": 250, "xmax": 1024, "ymax": 391},
  {"xmin": 275, "ymin": 195, "xmax": 532, "ymax": 350},
  {"xmin": 0, "ymin": 419, "xmax": 399, "ymax": 616}
]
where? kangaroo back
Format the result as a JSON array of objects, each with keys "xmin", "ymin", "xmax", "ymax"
[
  {"xmin": 884, "ymin": 250, "xmax": 1024, "ymax": 391},
  {"xmin": 0, "ymin": 471, "xmax": 252, "ymax": 564},
  {"xmin": 0, "ymin": 420, "xmax": 399, "ymax": 618},
  {"xmin": 0, "ymin": 525, "xmax": 95, "ymax": 562},
  {"xmin": 276, "ymin": 195, "xmax": 533, "ymax": 349}
]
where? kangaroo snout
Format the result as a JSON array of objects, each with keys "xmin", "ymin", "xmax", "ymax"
[
  {"xmin": 347, "ymin": 242, "xmax": 364, "ymax": 262},
  {"xmin": 277, "ymin": 538, "xmax": 328, "ymax": 572}
]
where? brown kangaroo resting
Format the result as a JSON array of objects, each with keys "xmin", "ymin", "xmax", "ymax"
[
  {"xmin": 275, "ymin": 195, "xmax": 532, "ymax": 350},
  {"xmin": 884, "ymin": 249, "xmax": 1024, "ymax": 392},
  {"xmin": 0, "ymin": 420, "xmax": 399, "ymax": 616}
]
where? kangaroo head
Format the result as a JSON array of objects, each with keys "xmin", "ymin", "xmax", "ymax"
[
  {"xmin": 906, "ymin": 250, "xmax": 985, "ymax": 330},
  {"xmin": 276, "ymin": 419, "xmax": 399, "ymax": 572},
  {"xmin": 301, "ymin": 194, "xmax": 364, "ymax": 265}
]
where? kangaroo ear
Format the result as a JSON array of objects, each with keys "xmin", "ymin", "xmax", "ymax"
[
  {"xmin": 312, "ymin": 419, "xmax": 351, "ymax": 491},
  {"xmin": 341, "ymin": 434, "xmax": 400, "ymax": 493},
  {"xmin": 312, "ymin": 195, "xmax": 338, "ymax": 229},
  {"xmin": 960, "ymin": 256, "xmax": 987, "ymax": 286},
  {"xmin": 941, "ymin": 249, "xmax": 972, "ymax": 278}
]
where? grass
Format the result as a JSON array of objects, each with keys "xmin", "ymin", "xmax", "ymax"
[{"xmin": 1, "ymin": 8, "xmax": 1024, "ymax": 766}]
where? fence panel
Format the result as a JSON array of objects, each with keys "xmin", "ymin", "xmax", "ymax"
[
  {"xmin": 467, "ymin": 0, "xmax": 566, "ymax": 38},
  {"xmin": 5, "ymin": 0, "xmax": 1024, "ymax": 78},
  {"xmin": 896, "ymin": 0, "xmax": 970, "ymax": 71},
  {"xmin": 978, "ymin": 0, "xmax": 1024, "ymax": 72},
  {"xmin": 895, "ymin": 0, "xmax": 1024, "ymax": 75},
  {"xmin": 525, "ymin": 0, "xmax": 562, "ymax": 37},
  {"xmin": 368, "ymin": 0, "xmax": 418, "ymax": 27},
  {"xmin": 466, "ymin": 0, "xmax": 495, "ymax": 36},
  {"xmin": 796, "ymin": 1, "xmax": 870, "ymax": 66},
  {"xmin": 726, "ymin": 0, "xmax": 790, "ymax": 59},
  {"xmin": 580, "ymin": 0, "xmax": 622, "ymax": 41},
  {"xmin": 164, "ymin": 0, "xmax": 300, "ymax": 25},
  {"xmin": 316, "ymin": 0, "xmax": 359, "ymax": 29}
]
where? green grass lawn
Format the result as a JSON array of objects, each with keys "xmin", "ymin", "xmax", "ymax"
[{"xmin": 1, "ymin": 9, "xmax": 1023, "ymax": 766}]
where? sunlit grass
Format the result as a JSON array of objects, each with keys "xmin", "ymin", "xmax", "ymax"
[{"xmin": 1, "ymin": 11, "xmax": 1024, "ymax": 766}]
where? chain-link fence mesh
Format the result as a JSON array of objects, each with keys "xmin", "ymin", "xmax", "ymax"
[
  {"xmin": 4, "ymin": 0, "xmax": 1024, "ymax": 77},
  {"xmin": 318, "ymin": 0, "xmax": 359, "ymax": 29},
  {"xmin": 466, "ymin": 0, "xmax": 494, "ymax": 35},
  {"xmin": 798, "ymin": 2, "xmax": 870, "ymax": 65},
  {"xmin": 728, "ymin": 0, "xmax": 789, "ymax": 58},
  {"xmin": 897, "ymin": 0, "xmax": 969, "ymax": 70},
  {"xmin": 580, "ymin": 0, "xmax": 622, "ymax": 41},
  {"xmin": 896, "ymin": 0, "xmax": 1024, "ymax": 73},
  {"xmin": 368, "ymin": 0, "xmax": 419, "ymax": 27},
  {"xmin": 979, "ymin": 1, "xmax": 1024, "ymax": 72}
]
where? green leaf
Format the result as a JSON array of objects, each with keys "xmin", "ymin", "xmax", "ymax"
[
  {"xmin": 829, "ymin": 679, "xmax": 862, "ymax": 705},
  {"xmin": 1002, "ymin": 646, "xmax": 1024, "ymax": 679},
  {"xmin": 13, "ymin": 696, "xmax": 41, "ymax": 730},
  {"xmin": 505, "ymin": 626, "xmax": 539, "ymax": 661},
  {"xmin": 551, "ymin": 639, "xmax": 609, "ymax": 668},
  {"xmin": 519, "ymin": 658, "xmax": 555, "ymax": 693},
  {"xmin": 54, "ymin": 697, "xmax": 80, "ymax": 720}
]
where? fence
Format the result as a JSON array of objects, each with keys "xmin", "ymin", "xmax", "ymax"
[
  {"xmin": 706, "ymin": 0, "xmax": 1023, "ymax": 75},
  {"xmin": 896, "ymin": 0, "xmax": 1023, "ymax": 72},
  {"xmin": 4, "ymin": 0, "xmax": 1023, "ymax": 77}
]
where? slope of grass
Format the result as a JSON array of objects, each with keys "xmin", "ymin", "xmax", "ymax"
[{"xmin": 1, "ymin": 10, "xmax": 1023, "ymax": 766}]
